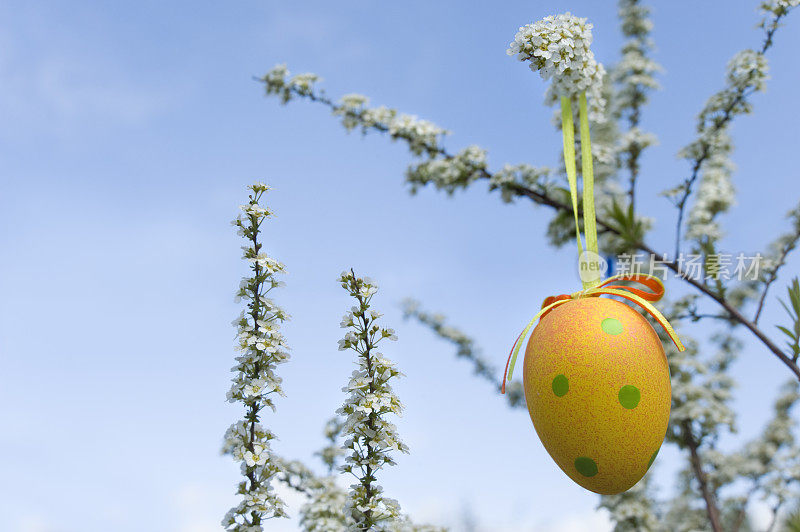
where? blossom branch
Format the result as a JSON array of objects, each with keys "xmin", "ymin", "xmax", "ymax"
[
  {"xmin": 337, "ymin": 270, "xmax": 408, "ymax": 531},
  {"xmin": 671, "ymin": 3, "xmax": 796, "ymax": 257},
  {"xmin": 754, "ymin": 205, "xmax": 800, "ymax": 324},
  {"xmin": 222, "ymin": 183, "xmax": 290, "ymax": 530},
  {"xmin": 612, "ymin": 0, "xmax": 661, "ymax": 213}
]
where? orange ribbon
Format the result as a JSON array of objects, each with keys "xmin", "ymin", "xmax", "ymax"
[{"xmin": 501, "ymin": 273, "xmax": 685, "ymax": 394}]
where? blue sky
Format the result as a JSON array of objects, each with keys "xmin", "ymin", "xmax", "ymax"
[{"xmin": 1, "ymin": 1, "xmax": 799, "ymax": 531}]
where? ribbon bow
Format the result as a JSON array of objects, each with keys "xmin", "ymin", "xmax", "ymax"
[{"xmin": 501, "ymin": 273, "xmax": 686, "ymax": 394}]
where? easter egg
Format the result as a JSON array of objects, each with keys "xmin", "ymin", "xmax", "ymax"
[{"xmin": 522, "ymin": 296, "xmax": 670, "ymax": 495}]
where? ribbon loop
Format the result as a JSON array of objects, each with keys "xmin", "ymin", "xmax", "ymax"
[{"xmin": 595, "ymin": 274, "xmax": 665, "ymax": 302}]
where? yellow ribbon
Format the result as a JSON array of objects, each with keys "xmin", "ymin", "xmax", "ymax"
[
  {"xmin": 560, "ymin": 96, "xmax": 584, "ymax": 263},
  {"xmin": 501, "ymin": 92, "xmax": 685, "ymax": 395},
  {"xmin": 579, "ymin": 92, "xmax": 600, "ymax": 288}
]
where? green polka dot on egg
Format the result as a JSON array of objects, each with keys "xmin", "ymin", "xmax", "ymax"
[
  {"xmin": 601, "ymin": 317, "xmax": 624, "ymax": 335},
  {"xmin": 618, "ymin": 385, "xmax": 641, "ymax": 409},
  {"xmin": 574, "ymin": 456, "xmax": 598, "ymax": 477},
  {"xmin": 647, "ymin": 448, "xmax": 659, "ymax": 470},
  {"xmin": 551, "ymin": 374, "xmax": 569, "ymax": 397}
]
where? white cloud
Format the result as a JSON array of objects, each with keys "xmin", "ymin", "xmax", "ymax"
[
  {"xmin": 14, "ymin": 516, "xmax": 55, "ymax": 532},
  {"xmin": 0, "ymin": 19, "xmax": 172, "ymax": 140}
]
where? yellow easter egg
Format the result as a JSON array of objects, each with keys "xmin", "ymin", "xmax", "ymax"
[{"xmin": 523, "ymin": 296, "xmax": 670, "ymax": 495}]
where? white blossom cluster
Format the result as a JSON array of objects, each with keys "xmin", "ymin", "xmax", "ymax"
[
  {"xmin": 274, "ymin": 457, "xmax": 351, "ymax": 531},
  {"xmin": 337, "ymin": 271, "xmax": 409, "ymax": 531},
  {"xmin": 760, "ymin": 0, "xmax": 800, "ymax": 29},
  {"xmin": 612, "ymin": 0, "xmax": 660, "ymax": 118},
  {"xmin": 697, "ymin": 380, "xmax": 800, "ymax": 526},
  {"xmin": 612, "ymin": 0, "xmax": 661, "ymax": 207},
  {"xmin": 680, "ymin": 48, "xmax": 769, "ymax": 246},
  {"xmin": 387, "ymin": 519, "xmax": 447, "ymax": 532},
  {"xmin": 331, "ymin": 92, "xmax": 449, "ymax": 156},
  {"xmin": 684, "ymin": 149, "xmax": 736, "ymax": 243},
  {"xmin": 222, "ymin": 183, "xmax": 290, "ymax": 530},
  {"xmin": 315, "ymin": 416, "xmax": 346, "ymax": 474},
  {"xmin": 405, "ymin": 145, "xmax": 488, "ymax": 195},
  {"xmin": 262, "ymin": 63, "xmax": 321, "ymax": 104},
  {"xmin": 489, "ymin": 163, "xmax": 553, "ymax": 204},
  {"xmin": 598, "ymin": 476, "xmax": 661, "ymax": 532},
  {"xmin": 300, "ymin": 476, "xmax": 350, "ymax": 532},
  {"xmin": 617, "ymin": 127, "xmax": 657, "ymax": 156},
  {"xmin": 667, "ymin": 333, "xmax": 737, "ymax": 442},
  {"xmin": 508, "ymin": 13, "xmax": 606, "ymax": 120},
  {"xmin": 282, "ymin": 422, "xmax": 444, "ymax": 532}
]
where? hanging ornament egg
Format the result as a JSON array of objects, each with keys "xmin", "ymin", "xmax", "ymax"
[{"xmin": 522, "ymin": 296, "xmax": 670, "ymax": 495}]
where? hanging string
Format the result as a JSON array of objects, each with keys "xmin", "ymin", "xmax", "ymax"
[
  {"xmin": 560, "ymin": 96, "xmax": 585, "ymax": 269},
  {"xmin": 579, "ymin": 92, "xmax": 601, "ymax": 288}
]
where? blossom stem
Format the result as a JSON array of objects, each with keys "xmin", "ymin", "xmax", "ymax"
[{"xmin": 673, "ymin": 10, "xmax": 789, "ymax": 258}]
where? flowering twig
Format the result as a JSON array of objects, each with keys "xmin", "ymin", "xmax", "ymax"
[
  {"xmin": 671, "ymin": 2, "xmax": 796, "ymax": 256},
  {"xmin": 222, "ymin": 183, "xmax": 290, "ymax": 530},
  {"xmin": 257, "ymin": 13, "xmax": 800, "ymax": 381},
  {"xmin": 754, "ymin": 205, "xmax": 800, "ymax": 324},
  {"xmin": 337, "ymin": 270, "xmax": 408, "ymax": 531},
  {"xmin": 316, "ymin": 416, "xmax": 345, "ymax": 474},
  {"xmin": 597, "ymin": 476, "xmax": 661, "ymax": 531},
  {"xmin": 728, "ymin": 380, "xmax": 800, "ymax": 531},
  {"xmin": 666, "ymin": 330, "xmax": 738, "ymax": 532},
  {"xmin": 612, "ymin": 0, "xmax": 661, "ymax": 212}
]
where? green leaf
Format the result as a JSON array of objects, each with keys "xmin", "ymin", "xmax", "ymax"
[
  {"xmin": 604, "ymin": 198, "xmax": 645, "ymax": 249},
  {"xmin": 778, "ymin": 277, "xmax": 800, "ymax": 358}
]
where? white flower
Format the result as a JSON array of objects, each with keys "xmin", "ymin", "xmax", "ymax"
[
  {"xmin": 507, "ymin": 13, "xmax": 606, "ymax": 106},
  {"xmin": 340, "ymin": 311, "xmax": 355, "ymax": 328},
  {"xmin": 760, "ymin": 0, "xmax": 800, "ymax": 24},
  {"xmin": 406, "ymin": 145, "xmax": 488, "ymax": 195},
  {"xmin": 244, "ymin": 444, "xmax": 268, "ymax": 467},
  {"xmin": 289, "ymin": 72, "xmax": 320, "ymax": 96}
]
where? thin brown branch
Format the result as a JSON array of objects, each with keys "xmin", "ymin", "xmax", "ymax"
[
  {"xmin": 754, "ymin": 236, "xmax": 799, "ymax": 324},
  {"xmin": 731, "ymin": 484, "xmax": 760, "ymax": 532},
  {"xmin": 681, "ymin": 421, "xmax": 723, "ymax": 532}
]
